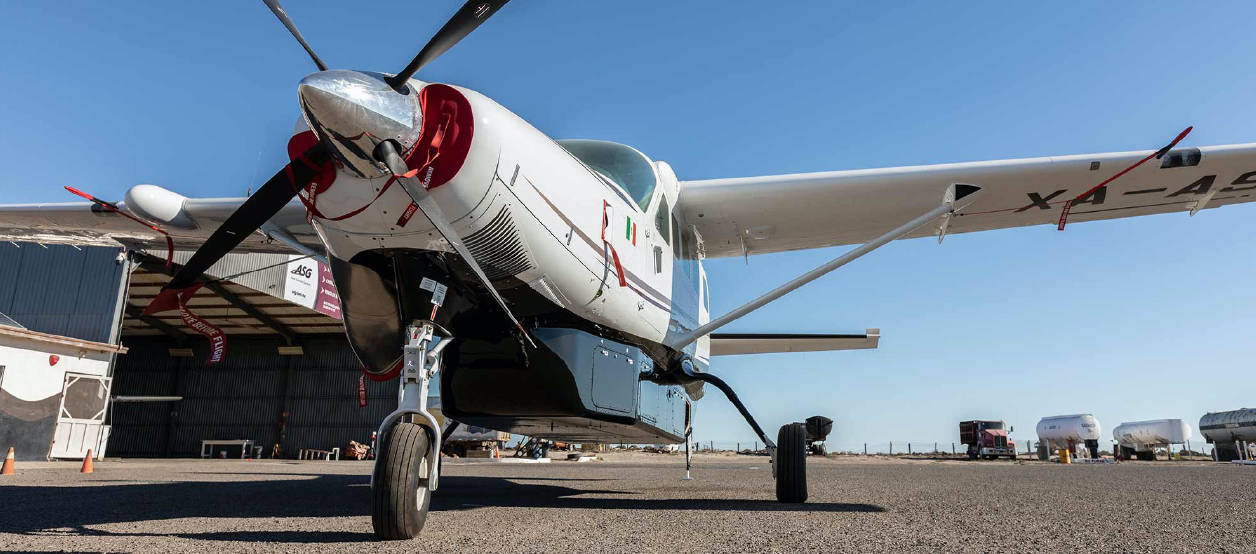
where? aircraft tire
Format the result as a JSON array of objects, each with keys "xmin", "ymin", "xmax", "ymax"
[
  {"xmin": 775, "ymin": 422, "xmax": 808, "ymax": 503},
  {"xmin": 372, "ymin": 422, "xmax": 432, "ymax": 540}
]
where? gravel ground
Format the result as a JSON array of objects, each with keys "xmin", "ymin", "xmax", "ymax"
[{"xmin": 1, "ymin": 453, "xmax": 1253, "ymax": 553}]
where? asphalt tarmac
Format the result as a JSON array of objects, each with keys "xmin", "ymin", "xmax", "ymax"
[{"xmin": 1, "ymin": 453, "xmax": 1253, "ymax": 552}]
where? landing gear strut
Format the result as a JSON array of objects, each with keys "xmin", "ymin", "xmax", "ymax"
[
  {"xmin": 682, "ymin": 427, "xmax": 693, "ymax": 481},
  {"xmin": 371, "ymin": 322, "xmax": 450, "ymax": 540},
  {"xmin": 679, "ymin": 359, "xmax": 810, "ymax": 503}
]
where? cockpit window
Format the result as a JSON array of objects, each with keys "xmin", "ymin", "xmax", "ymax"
[{"xmin": 559, "ymin": 139, "xmax": 658, "ymax": 210}]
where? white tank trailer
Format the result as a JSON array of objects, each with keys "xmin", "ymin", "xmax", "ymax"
[
  {"xmin": 1112, "ymin": 419, "xmax": 1191, "ymax": 461},
  {"xmin": 1036, "ymin": 414, "xmax": 1101, "ymax": 460},
  {"xmin": 1199, "ymin": 408, "xmax": 1256, "ymax": 462}
]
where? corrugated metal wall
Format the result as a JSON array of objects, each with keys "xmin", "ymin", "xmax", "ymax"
[
  {"xmin": 151, "ymin": 249, "xmax": 294, "ymax": 299},
  {"xmin": 109, "ymin": 335, "xmax": 397, "ymax": 458},
  {"xmin": 0, "ymin": 242, "xmax": 126, "ymax": 343}
]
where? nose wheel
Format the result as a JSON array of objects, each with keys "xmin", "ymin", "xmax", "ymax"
[
  {"xmin": 371, "ymin": 322, "xmax": 450, "ymax": 540},
  {"xmin": 372, "ymin": 422, "xmax": 433, "ymax": 539}
]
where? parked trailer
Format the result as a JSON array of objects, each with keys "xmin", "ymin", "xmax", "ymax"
[
  {"xmin": 1036, "ymin": 414, "xmax": 1102, "ymax": 460},
  {"xmin": 1199, "ymin": 408, "xmax": 1256, "ymax": 462},
  {"xmin": 1112, "ymin": 419, "xmax": 1191, "ymax": 461}
]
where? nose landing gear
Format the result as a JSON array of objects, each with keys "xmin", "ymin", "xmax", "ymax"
[{"xmin": 371, "ymin": 322, "xmax": 450, "ymax": 540}]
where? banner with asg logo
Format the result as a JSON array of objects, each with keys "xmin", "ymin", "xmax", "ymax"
[{"xmin": 283, "ymin": 255, "xmax": 342, "ymax": 319}]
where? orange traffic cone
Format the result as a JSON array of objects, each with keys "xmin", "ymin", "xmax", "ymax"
[
  {"xmin": 80, "ymin": 449, "xmax": 94, "ymax": 474},
  {"xmin": 1, "ymin": 447, "xmax": 14, "ymax": 475}
]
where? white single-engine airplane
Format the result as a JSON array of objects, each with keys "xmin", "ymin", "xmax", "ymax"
[{"xmin": 3, "ymin": 1, "xmax": 1256, "ymax": 540}]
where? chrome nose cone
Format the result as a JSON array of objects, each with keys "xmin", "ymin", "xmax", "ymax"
[{"xmin": 298, "ymin": 70, "xmax": 421, "ymax": 179}]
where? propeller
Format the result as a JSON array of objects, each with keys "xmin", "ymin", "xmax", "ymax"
[
  {"xmin": 144, "ymin": 143, "xmax": 330, "ymax": 312},
  {"xmin": 386, "ymin": 0, "xmax": 511, "ymax": 91},
  {"xmin": 149, "ymin": 0, "xmax": 512, "ymax": 324},
  {"xmin": 262, "ymin": 0, "xmax": 328, "ymax": 71},
  {"xmin": 374, "ymin": 140, "xmax": 535, "ymax": 346}
]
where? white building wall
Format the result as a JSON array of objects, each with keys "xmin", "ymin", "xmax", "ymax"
[{"xmin": 0, "ymin": 332, "xmax": 118, "ymax": 460}]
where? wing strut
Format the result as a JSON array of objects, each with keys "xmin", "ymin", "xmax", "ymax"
[{"xmin": 665, "ymin": 183, "xmax": 983, "ymax": 350}]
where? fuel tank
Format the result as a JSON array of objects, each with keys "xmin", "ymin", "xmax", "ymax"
[
  {"xmin": 1199, "ymin": 408, "xmax": 1256, "ymax": 443},
  {"xmin": 1112, "ymin": 419, "xmax": 1191, "ymax": 450},
  {"xmin": 1036, "ymin": 414, "xmax": 1101, "ymax": 442}
]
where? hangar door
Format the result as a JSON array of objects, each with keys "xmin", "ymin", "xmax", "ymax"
[{"xmin": 49, "ymin": 373, "xmax": 112, "ymax": 459}]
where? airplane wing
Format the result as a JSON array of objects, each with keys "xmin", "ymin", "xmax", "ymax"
[
  {"xmin": 680, "ymin": 143, "xmax": 1256, "ymax": 258},
  {"xmin": 0, "ymin": 195, "xmax": 320, "ymax": 255},
  {"xmin": 709, "ymin": 329, "xmax": 879, "ymax": 356}
]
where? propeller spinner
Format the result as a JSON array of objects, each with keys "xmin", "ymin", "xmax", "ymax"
[
  {"xmin": 148, "ymin": 1, "xmax": 518, "ymax": 339},
  {"xmin": 298, "ymin": 70, "xmax": 421, "ymax": 179}
]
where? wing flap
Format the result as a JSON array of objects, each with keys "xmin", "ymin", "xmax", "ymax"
[{"xmin": 709, "ymin": 329, "xmax": 879, "ymax": 356}]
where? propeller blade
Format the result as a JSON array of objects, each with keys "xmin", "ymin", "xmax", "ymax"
[
  {"xmin": 375, "ymin": 141, "xmax": 534, "ymax": 346},
  {"xmin": 386, "ymin": 0, "xmax": 510, "ymax": 91},
  {"xmin": 262, "ymin": 0, "xmax": 328, "ymax": 71},
  {"xmin": 153, "ymin": 143, "xmax": 330, "ymax": 300}
]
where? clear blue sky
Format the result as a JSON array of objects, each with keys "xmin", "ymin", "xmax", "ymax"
[{"xmin": 3, "ymin": 2, "xmax": 1255, "ymax": 451}]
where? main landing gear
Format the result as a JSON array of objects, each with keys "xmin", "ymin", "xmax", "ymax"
[
  {"xmin": 679, "ymin": 360, "xmax": 811, "ymax": 503},
  {"xmin": 372, "ymin": 322, "xmax": 450, "ymax": 540}
]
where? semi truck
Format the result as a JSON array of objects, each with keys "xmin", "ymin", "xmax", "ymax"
[{"xmin": 960, "ymin": 420, "xmax": 1017, "ymax": 460}]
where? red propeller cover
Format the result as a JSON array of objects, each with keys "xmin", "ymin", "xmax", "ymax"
[{"xmin": 406, "ymin": 84, "xmax": 474, "ymax": 190}]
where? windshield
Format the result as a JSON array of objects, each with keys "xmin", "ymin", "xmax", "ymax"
[
  {"xmin": 559, "ymin": 139, "xmax": 657, "ymax": 210},
  {"xmin": 981, "ymin": 422, "xmax": 1005, "ymax": 431}
]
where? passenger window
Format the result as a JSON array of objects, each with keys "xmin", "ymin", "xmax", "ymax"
[{"xmin": 654, "ymin": 195, "xmax": 670, "ymax": 245}]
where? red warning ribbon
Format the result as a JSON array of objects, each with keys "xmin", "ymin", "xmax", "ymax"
[
  {"xmin": 600, "ymin": 200, "xmax": 627, "ymax": 287},
  {"xmin": 287, "ymin": 111, "xmax": 449, "ymax": 227},
  {"xmin": 146, "ymin": 284, "xmax": 226, "ymax": 364},
  {"xmin": 1058, "ymin": 126, "xmax": 1192, "ymax": 230},
  {"xmin": 608, "ymin": 243, "xmax": 627, "ymax": 287},
  {"xmin": 64, "ymin": 186, "xmax": 175, "ymax": 266}
]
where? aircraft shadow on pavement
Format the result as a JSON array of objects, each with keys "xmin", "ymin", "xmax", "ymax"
[
  {"xmin": 1, "ymin": 475, "xmax": 884, "ymax": 543},
  {"xmin": 431, "ymin": 477, "xmax": 886, "ymax": 513}
]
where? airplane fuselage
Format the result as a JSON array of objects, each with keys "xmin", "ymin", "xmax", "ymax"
[{"xmin": 299, "ymin": 75, "xmax": 708, "ymax": 442}]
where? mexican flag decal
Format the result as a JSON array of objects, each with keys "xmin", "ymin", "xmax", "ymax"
[{"xmin": 625, "ymin": 216, "xmax": 636, "ymax": 245}]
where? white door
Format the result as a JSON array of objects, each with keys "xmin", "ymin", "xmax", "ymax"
[{"xmin": 49, "ymin": 373, "xmax": 112, "ymax": 459}]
